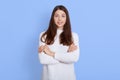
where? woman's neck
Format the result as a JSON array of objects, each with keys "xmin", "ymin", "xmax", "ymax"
[{"xmin": 57, "ymin": 28, "xmax": 63, "ymax": 34}]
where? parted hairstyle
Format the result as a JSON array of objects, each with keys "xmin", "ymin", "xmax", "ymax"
[{"xmin": 41, "ymin": 5, "xmax": 73, "ymax": 46}]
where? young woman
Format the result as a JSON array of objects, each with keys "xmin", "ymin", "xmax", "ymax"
[{"xmin": 38, "ymin": 5, "xmax": 80, "ymax": 80}]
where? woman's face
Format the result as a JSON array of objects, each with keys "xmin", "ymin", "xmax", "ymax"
[{"xmin": 54, "ymin": 10, "xmax": 66, "ymax": 29}]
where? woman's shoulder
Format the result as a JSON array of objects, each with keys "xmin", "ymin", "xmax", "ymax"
[
  {"xmin": 72, "ymin": 32, "xmax": 79, "ymax": 43},
  {"xmin": 39, "ymin": 31, "xmax": 46, "ymax": 38},
  {"xmin": 72, "ymin": 32, "xmax": 79, "ymax": 38}
]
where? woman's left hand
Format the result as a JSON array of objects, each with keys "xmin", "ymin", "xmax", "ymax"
[{"xmin": 67, "ymin": 43, "xmax": 77, "ymax": 52}]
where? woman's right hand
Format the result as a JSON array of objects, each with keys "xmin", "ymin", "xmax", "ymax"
[
  {"xmin": 67, "ymin": 43, "xmax": 77, "ymax": 52},
  {"xmin": 38, "ymin": 45, "xmax": 52, "ymax": 55},
  {"xmin": 38, "ymin": 45, "xmax": 44, "ymax": 53}
]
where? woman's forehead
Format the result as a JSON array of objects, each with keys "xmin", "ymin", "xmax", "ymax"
[{"xmin": 55, "ymin": 10, "xmax": 66, "ymax": 15}]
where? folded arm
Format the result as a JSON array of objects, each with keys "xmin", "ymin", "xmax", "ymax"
[
  {"xmin": 38, "ymin": 32, "xmax": 80, "ymax": 64},
  {"xmin": 54, "ymin": 33, "xmax": 80, "ymax": 63},
  {"xmin": 38, "ymin": 32, "xmax": 59, "ymax": 65},
  {"xmin": 42, "ymin": 33, "xmax": 80, "ymax": 64}
]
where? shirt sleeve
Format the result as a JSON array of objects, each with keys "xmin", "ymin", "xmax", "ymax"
[
  {"xmin": 54, "ymin": 33, "xmax": 80, "ymax": 63},
  {"xmin": 38, "ymin": 32, "xmax": 60, "ymax": 65}
]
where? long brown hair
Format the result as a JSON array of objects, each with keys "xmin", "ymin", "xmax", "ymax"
[{"xmin": 41, "ymin": 5, "xmax": 73, "ymax": 46}]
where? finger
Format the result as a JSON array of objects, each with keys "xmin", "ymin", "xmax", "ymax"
[
  {"xmin": 71, "ymin": 45, "xmax": 77, "ymax": 48},
  {"xmin": 44, "ymin": 45, "xmax": 47, "ymax": 50},
  {"xmin": 45, "ymin": 45, "xmax": 49, "ymax": 50},
  {"xmin": 39, "ymin": 45, "xmax": 44, "ymax": 49},
  {"xmin": 68, "ymin": 45, "xmax": 78, "ymax": 52},
  {"xmin": 39, "ymin": 46, "xmax": 44, "ymax": 50},
  {"xmin": 73, "ymin": 46, "xmax": 77, "ymax": 51},
  {"xmin": 70, "ymin": 43, "xmax": 74, "ymax": 47},
  {"xmin": 70, "ymin": 44, "xmax": 76, "ymax": 48},
  {"xmin": 72, "ymin": 43, "xmax": 75, "ymax": 46},
  {"xmin": 38, "ymin": 48, "xmax": 43, "ymax": 53},
  {"xmin": 38, "ymin": 45, "xmax": 44, "ymax": 53}
]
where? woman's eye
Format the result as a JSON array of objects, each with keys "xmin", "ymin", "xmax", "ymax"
[
  {"xmin": 55, "ymin": 15, "xmax": 59, "ymax": 17},
  {"xmin": 62, "ymin": 15, "xmax": 65, "ymax": 17},
  {"xmin": 62, "ymin": 14, "xmax": 66, "ymax": 17}
]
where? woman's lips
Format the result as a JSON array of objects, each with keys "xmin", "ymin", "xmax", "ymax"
[{"xmin": 57, "ymin": 22, "xmax": 63, "ymax": 25}]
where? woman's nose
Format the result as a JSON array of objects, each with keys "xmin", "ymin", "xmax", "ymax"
[{"xmin": 58, "ymin": 17, "xmax": 62, "ymax": 20}]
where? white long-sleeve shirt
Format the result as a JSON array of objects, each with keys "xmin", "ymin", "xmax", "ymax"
[{"xmin": 38, "ymin": 29, "xmax": 80, "ymax": 80}]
